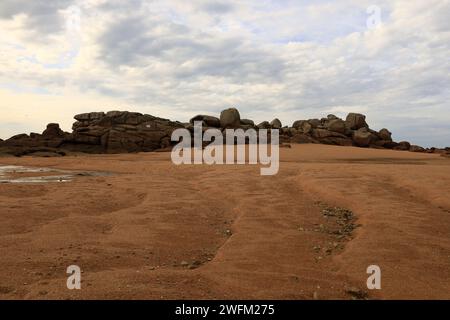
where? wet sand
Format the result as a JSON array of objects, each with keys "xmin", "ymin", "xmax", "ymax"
[{"xmin": 0, "ymin": 144, "xmax": 449, "ymax": 299}]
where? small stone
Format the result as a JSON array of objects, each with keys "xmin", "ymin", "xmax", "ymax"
[{"xmin": 180, "ymin": 261, "xmax": 189, "ymax": 267}]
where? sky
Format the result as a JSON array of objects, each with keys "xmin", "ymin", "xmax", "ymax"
[{"xmin": 0, "ymin": 0, "xmax": 449, "ymax": 147}]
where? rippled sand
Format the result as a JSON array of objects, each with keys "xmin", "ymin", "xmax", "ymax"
[{"xmin": 0, "ymin": 144, "xmax": 449, "ymax": 299}]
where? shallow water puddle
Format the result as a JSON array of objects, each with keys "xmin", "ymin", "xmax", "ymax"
[{"xmin": 0, "ymin": 165, "xmax": 110, "ymax": 183}]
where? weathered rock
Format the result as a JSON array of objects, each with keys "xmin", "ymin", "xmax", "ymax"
[
  {"xmin": 63, "ymin": 111, "xmax": 183, "ymax": 153},
  {"xmin": 312, "ymin": 129, "xmax": 347, "ymax": 139},
  {"xmin": 9, "ymin": 133, "xmax": 29, "ymax": 140},
  {"xmin": 190, "ymin": 115, "xmax": 220, "ymax": 127},
  {"xmin": 293, "ymin": 120, "xmax": 312, "ymax": 134},
  {"xmin": 280, "ymin": 127, "xmax": 291, "ymax": 136},
  {"xmin": 327, "ymin": 114, "xmax": 339, "ymax": 120},
  {"xmin": 42, "ymin": 123, "xmax": 65, "ymax": 138},
  {"xmin": 373, "ymin": 140, "xmax": 397, "ymax": 149},
  {"xmin": 320, "ymin": 137, "xmax": 353, "ymax": 146},
  {"xmin": 292, "ymin": 120, "xmax": 305, "ymax": 129},
  {"xmin": 346, "ymin": 113, "xmax": 368, "ymax": 130},
  {"xmin": 352, "ymin": 128, "xmax": 373, "ymax": 147},
  {"xmin": 378, "ymin": 128, "xmax": 392, "ymax": 141},
  {"xmin": 270, "ymin": 118, "xmax": 282, "ymax": 129},
  {"xmin": 220, "ymin": 108, "xmax": 241, "ymax": 128},
  {"xmin": 74, "ymin": 112, "xmax": 105, "ymax": 121},
  {"xmin": 290, "ymin": 134, "xmax": 318, "ymax": 144},
  {"xmin": 409, "ymin": 145, "xmax": 425, "ymax": 152},
  {"xmin": 326, "ymin": 119, "xmax": 346, "ymax": 134},
  {"xmin": 307, "ymin": 119, "xmax": 321, "ymax": 128},
  {"xmin": 2, "ymin": 108, "xmax": 444, "ymax": 155},
  {"xmin": 288, "ymin": 128, "xmax": 299, "ymax": 136},
  {"xmin": 240, "ymin": 119, "xmax": 255, "ymax": 127},
  {"xmin": 394, "ymin": 141, "xmax": 411, "ymax": 151},
  {"xmin": 257, "ymin": 121, "xmax": 271, "ymax": 129}
]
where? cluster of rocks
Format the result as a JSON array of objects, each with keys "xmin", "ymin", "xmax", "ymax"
[
  {"xmin": 188, "ymin": 108, "xmax": 438, "ymax": 153},
  {"xmin": 0, "ymin": 108, "xmax": 448, "ymax": 157},
  {"xmin": 0, "ymin": 111, "xmax": 183, "ymax": 156}
]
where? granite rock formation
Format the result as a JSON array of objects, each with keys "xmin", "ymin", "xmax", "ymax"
[{"xmin": 0, "ymin": 108, "xmax": 447, "ymax": 157}]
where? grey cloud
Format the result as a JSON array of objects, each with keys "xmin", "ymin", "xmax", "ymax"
[
  {"xmin": 0, "ymin": 0, "xmax": 73, "ymax": 35},
  {"xmin": 200, "ymin": 1, "xmax": 235, "ymax": 14},
  {"xmin": 98, "ymin": 14, "xmax": 285, "ymax": 83}
]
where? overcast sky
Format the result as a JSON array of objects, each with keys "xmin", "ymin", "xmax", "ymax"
[{"xmin": 0, "ymin": 0, "xmax": 449, "ymax": 147}]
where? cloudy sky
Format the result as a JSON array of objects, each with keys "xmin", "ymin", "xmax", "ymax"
[{"xmin": 0, "ymin": 0, "xmax": 449, "ymax": 147}]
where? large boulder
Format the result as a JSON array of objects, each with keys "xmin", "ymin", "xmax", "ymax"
[
  {"xmin": 190, "ymin": 115, "xmax": 220, "ymax": 127},
  {"xmin": 352, "ymin": 128, "xmax": 373, "ymax": 147},
  {"xmin": 292, "ymin": 120, "xmax": 312, "ymax": 134},
  {"xmin": 292, "ymin": 120, "xmax": 305, "ymax": 128},
  {"xmin": 42, "ymin": 123, "xmax": 65, "ymax": 138},
  {"xmin": 327, "ymin": 114, "xmax": 339, "ymax": 120},
  {"xmin": 307, "ymin": 119, "xmax": 321, "ymax": 128},
  {"xmin": 346, "ymin": 113, "xmax": 368, "ymax": 130},
  {"xmin": 220, "ymin": 108, "xmax": 241, "ymax": 128},
  {"xmin": 257, "ymin": 121, "xmax": 271, "ymax": 129},
  {"xmin": 378, "ymin": 128, "xmax": 392, "ymax": 141},
  {"xmin": 394, "ymin": 141, "xmax": 411, "ymax": 151},
  {"xmin": 240, "ymin": 119, "xmax": 255, "ymax": 127},
  {"xmin": 270, "ymin": 118, "xmax": 282, "ymax": 129},
  {"xmin": 410, "ymin": 145, "xmax": 425, "ymax": 152},
  {"xmin": 326, "ymin": 119, "xmax": 346, "ymax": 134}
]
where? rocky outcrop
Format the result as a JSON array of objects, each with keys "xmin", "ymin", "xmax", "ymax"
[
  {"xmin": 1, "ymin": 107, "xmax": 445, "ymax": 156},
  {"xmin": 67, "ymin": 111, "xmax": 183, "ymax": 153},
  {"xmin": 0, "ymin": 111, "xmax": 183, "ymax": 155}
]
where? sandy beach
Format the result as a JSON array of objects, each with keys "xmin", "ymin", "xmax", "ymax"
[{"xmin": 0, "ymin": 144, "xmax": 449, "ymax": 300}]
